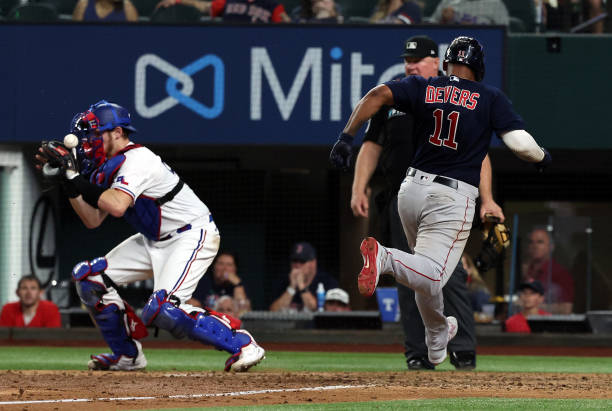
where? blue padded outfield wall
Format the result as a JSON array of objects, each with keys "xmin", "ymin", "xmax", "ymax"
[{"xmin": 0, "ymin": 24, "xmax": 504, "ymax": 145}]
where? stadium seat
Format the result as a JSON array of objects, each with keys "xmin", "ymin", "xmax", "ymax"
[
  {"xmin": 501, "ymin": 0, "xmax": 535, "ymax": 32},
  {"xmin": 131, "ymin": 0, "xmax": 158, "ymax": 18},
  {"xmin": 337, "ymin": 0, "xmax": 374, "ymax": 19},
  {"xmin": 346, "ymin": 15, "xmax": 370, "ymax": 24},
  {"xmin": 150, "ymin": 3, "xmax": 201, "ymax": 23},
  {"xmin": 0, "ymin": 0, "xmax": 19, "ymax": 16},
  {"xmin": 8, "ymin": 3, "xmax": 58, "ymax": 21},
  {"xmin": 35, "ymin": 0, "xmax": 77, "ymax": 15}
]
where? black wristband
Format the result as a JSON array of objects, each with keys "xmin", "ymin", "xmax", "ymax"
[
  {"xmin": 61, "ymin": 180, "xmax": 80, "ymax": 199},
  {"xmin": 71, "ymin": 175, "xmax": 105, "ymax": 208},
  {"xmin": 299, "ymin": 288, "xmax": 308, "ymax": 294},
  {"xmin": 339, "ymin": 132, "xmax": 354, "ymax": 144},
  {"xmin": 234, "ymin": 281, "xmax": 244, "ymax": 288}
]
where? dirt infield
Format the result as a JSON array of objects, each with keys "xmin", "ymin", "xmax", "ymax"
[
  {"xmin": 2, "ymin": 342, "xmax": 612, "ymax": 409},
  {"xmin": 1, "ymin": 369, "xmax": 611, "ymax": 410}
]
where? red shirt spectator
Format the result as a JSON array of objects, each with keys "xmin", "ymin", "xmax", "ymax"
[
  {"xmin": 525, "ymin": 259, "xmax": 574, "ymax": 304},
  {"xmin": 505, "ymin": 279, "xmax": 550, "ymax": 333},
  {"xmin": 505, "ymin": 309, "xmax": 551, "ymax": 333},
  {"xmin": 0, "ymin": 300, "xmax": 61, "ymax": 328},
  {"xmin": 0, "ymin": 275, "xmax": 61, "ymax": 328},
  {"xmin": 522, "ymin": 227, "xmax": 574, "ymax": 314}
]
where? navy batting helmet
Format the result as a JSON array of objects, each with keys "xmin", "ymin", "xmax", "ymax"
[{"xmin": 443, "ymin": 36, "xmax": 485, "ymax": 82}]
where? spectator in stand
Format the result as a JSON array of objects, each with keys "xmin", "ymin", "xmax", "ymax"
[
  {"xmin": 269, "ymin": 241, "xmax": 338, "ymax": 312},
  {"xmin": 215, "ymin": 295, "xmax": 237, "ymax": 316},
  {"xmin": 505, "ymin": 279, "xmax": 550, "ymax": 333},
  {"xmin": 0, "ymin": 275, "xmax": 61, "ymax": 328},
  {"xmin": 188, "ymin": 251, "xmax": 251, "ymax": 316},
  {"xmin": 585, "ymin": 0, "xmax": 604, "ymax": 33},
  {"xmin": 522, "ymin": 226, "xmax": 574, "ymax": 314},
  {"xmin": 431, "ymin": 0, "xmax": 509, "ymax": 26},
  {"xmin": 461, "ymin": 253, "xmax": 492, "ymax": 314},
  {"xmin": 542, "ymin": 0, "xmax": 605, "ymax": 33},
  {"xmin": 73, "ymin": 0, "xmax": 139, "ymax": 21},
  {"xmin": 370, "ymin": 0, "xmax": 422, "ymax": 24},
  {"xmin": 292, "ymin": 0, "xmax": 343, "ymax": 23},
  {"xmin": 155, "ymin": 0, "xmax": 291, "ymax": 22},
  {"xmin": 324, "ymin": 288, "xmax": 351, "ymax": 312}
]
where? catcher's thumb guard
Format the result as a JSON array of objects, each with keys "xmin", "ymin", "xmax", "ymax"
[{"xmin": 42, "ymin": 163, "xmax": 61, "ymax": 179}]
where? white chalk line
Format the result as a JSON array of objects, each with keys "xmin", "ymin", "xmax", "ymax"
[{"xmin": 0, "ymin": 384, "xmax": 375, "ymax": 405}]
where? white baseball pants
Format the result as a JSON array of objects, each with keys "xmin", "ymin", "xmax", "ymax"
[
  {"xmin": 380, "ymin": 169, "xmax": 478, "ymax": 355},
  {"xmin": 98, "ymin": 216, "xmax": 220, "ymax": 315}
]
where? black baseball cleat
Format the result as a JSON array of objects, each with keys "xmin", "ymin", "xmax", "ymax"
[
  {"xmin": 449, "ymin": 351, "xmax": 476, "ymax": 370},
  {"xmin": 406, "ymin": 356, "xmax": 435, "ymax": 370}
]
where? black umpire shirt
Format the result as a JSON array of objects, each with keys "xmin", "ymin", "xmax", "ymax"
[{"xmin": 363, "ymin": 105, "xmax": 418, "ymax": 198}]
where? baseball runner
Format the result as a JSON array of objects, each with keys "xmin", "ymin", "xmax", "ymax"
[
  {"xmin": 351, "ymin": 35, "xmax": 505, "ymax": 370},
  {"xmin": 330, "ymin": 36, "xmax": 551, "ymax": 365},
  {"xmin": 35, "ymin": 100, "xmax": 265, "ymax": 372}
]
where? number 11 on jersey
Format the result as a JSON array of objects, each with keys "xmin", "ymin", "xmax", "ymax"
[{"xmin": 429, "ymin": 109, "xmax": 460, "ymax": 150}]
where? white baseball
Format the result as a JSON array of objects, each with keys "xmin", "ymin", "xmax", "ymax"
[{"xmin": 63, "ymin": 133, "xmax": 79, "ymax": 149}]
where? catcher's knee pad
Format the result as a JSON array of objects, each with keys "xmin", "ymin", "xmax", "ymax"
[
  {"xmin": 142, "ymin": 289, "xmax": 251, "ymax": 354},
  {"xmin": 72, "ymin": 257, "xmax": 109, "ymax": 308}
]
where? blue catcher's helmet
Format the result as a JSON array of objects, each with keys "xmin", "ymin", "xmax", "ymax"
[
  {"xmin": 69, "ymin": 100, "xmax": 137, "ymax": 175},
  {"xmin": 443, "ymin": 36, "xmax": 485, "ymax": 82},
  {"xmin": 87, "ymin": 100, "xmax": 137, "ymax": 133}
]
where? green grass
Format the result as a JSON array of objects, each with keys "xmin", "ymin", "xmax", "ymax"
[
  {"xmin": 1, "ymin": 346, "xmax": 612, "ymax": 374},
  {"xmin": 155, "ymin": 398, "xmax": 612, "ymax": 410}
]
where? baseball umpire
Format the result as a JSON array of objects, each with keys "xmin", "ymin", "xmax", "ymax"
[
  {"xmin": 35, "ymin": 100, "xmax": 265, "ymax": 372},
  {"xmin": 331, "ymin": 36, "xmax": 551, "ymax": 366},
  {"xmin": 350, "ymin": 36, "xmax": 505, "ymax": 370}
]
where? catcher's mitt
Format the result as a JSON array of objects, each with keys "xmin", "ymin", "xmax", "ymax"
[
  {"xmin": 37, "ymin": 140, "xmax": 79, "ymax": 179},
  {"xmin": 474, "ymin": 215, "xmax": 511, "ymax": 272}
]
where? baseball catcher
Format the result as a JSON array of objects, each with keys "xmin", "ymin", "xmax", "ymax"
[{"xmin": 35, "ymin": 100, "xmax": 265, "ymax": 372}]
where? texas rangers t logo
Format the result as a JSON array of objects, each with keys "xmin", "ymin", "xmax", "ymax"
[{"xmin": 116, "ymin": 176, "xmax": 129, "ymax": 185}]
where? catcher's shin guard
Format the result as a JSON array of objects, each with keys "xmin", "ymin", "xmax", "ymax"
[
  {"xmin": 90, "ymin": 304, "xmax": 140, "ymax": 361},
  {"xmin": 142, "ymin": 290, "xmax": 251, "ymax": 354},
  {"xmin": 72, "ymin": 258, "xmax": 145, "ymax": 365}
]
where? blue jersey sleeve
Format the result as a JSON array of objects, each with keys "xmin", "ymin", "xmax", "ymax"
[
  {"xmin": 490, "ymin": 89, "xmax": 525, "ymax": 136},
  {"xmin": 384, "ymin": 76, "xmax": 426, "ymax": 115}
]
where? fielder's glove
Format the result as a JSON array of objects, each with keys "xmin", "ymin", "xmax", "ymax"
[
  {"xmin": 474, "ymin": 215, "xmax": 511, "ymax": 272},
  {"xmin": 535, "ymin": 146, "xmax": 552, "ymax": 173},
  {"xmin": 39, "ymin": 140, "xmax": 79, "ymax": 180},
  {"xmin": 329, "ymin": 132, "xmax": 354, "ymax": 170}
]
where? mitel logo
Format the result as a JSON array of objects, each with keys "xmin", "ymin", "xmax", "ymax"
[
  {"xmin": 135, "ymin": 54, "xmax": 225, "ymax": 119},
  {"xmin": 250, "ymin": 46, "xmax": 405, "ymax": 122},
  {"xmin": 134, "ymin": 44, "xmax": 448, "ymax": 121}
]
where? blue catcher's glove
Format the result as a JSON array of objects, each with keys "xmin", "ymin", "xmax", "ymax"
[
  {"xmin": 535, "ymin": 146, "xmax": 552, "ymax": 172},
  {"xmin": 329, "ymin": 133, "xmax": 354, "ymax": 170}
]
